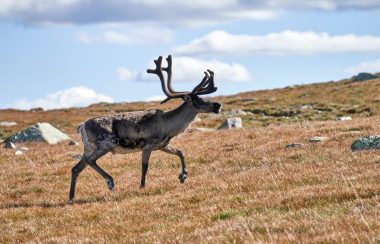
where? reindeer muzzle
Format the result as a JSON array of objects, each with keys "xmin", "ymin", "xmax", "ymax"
[{"xmin": 213, "ymin": 103, "xmax": 222, "ymax": 113}]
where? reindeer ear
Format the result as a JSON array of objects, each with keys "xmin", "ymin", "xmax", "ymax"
[{"xmin": 183, "ymin": 95, "xmax": 192, "ymax": 104}]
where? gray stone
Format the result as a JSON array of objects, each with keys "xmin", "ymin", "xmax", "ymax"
[
  {"xmin": 224, "ymin": 109, "xmax": 247, "ymax": 116},
  {"xmin": 68, "ymin": 140, "xmax": 79, "ymax": 146},
  {"xmin": 233, "ymin": 109, "xmax": 247, "ymax": 116},
  {"xmin": 218, "ymin": 117, "xmax": 243, "ymax": 130},
  {"xmin": 351, "ymin": 73, "xmax": 379, "ymax": 82},
  {"xmin": 351, "ymin": 135, "xmax": 380, "ymax": 151},
  {"xmin": 0, "ymin": 121, "xmax": 17, "ymax": 127},
  {"xmin": 4, "ymin": 122, "xmax": 70, "ymax": 145},
  {"xmin": 336, "ymin": 116, "xmax": 352, "ymax": 121},
  {"xmin": 300, "ymin": 105, "xmax": 313, "ymax": 110},
  {"xmin": 4, "ymin": 141, "xmax": 16, "ymax": 149},
  {"xmin": 309, "ymin": 136, "xmax": 328, "ymax": 143},
  {"xmin": 207, "ymin": 113, "xmax": 223, "ymax": 119},
  {"xmin": 285, "ymin": 143, "xmax": 304, "ymax": 149},
  {"xmin": 29, "ymin": 107, "xmax": 44, "ymax": 112},
  {"xmin": 193, "ymin": 116, "xmax": 202, "ymax": 122},
  {"xmin": 15, "ymin": 150, "xmax": 23, "ymax": 156}
]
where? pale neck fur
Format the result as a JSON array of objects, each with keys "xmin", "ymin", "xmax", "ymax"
[{"xmin": 162, "ymin": 102, "xmax": 197, "ymax": 137}]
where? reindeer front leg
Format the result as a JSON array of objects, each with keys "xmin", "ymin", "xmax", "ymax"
[
  {"xmin": 161, "ymin": 145, "xmax": 187, "ymax": 183},
  {"xmin": 140, "ymin": 145, "xmax": 154, "ymax": 188}
]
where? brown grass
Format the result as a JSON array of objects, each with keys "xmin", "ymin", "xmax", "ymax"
[{"xmin": 1, "ymin": 112, "xmax": 380, "ymax": 242}]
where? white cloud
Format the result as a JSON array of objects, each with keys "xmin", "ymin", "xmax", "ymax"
[
  {"xmin": 76, "ymin": 27, "xmax": 174, "ymax": 45},
  {"xmin": 76, "ymin": 32, "xmax": 93, "ymax": 44},
  {"xmin": 1, "ymin": 0, "xmax": 380, "ymax": 26},
  {"xmin": 116, "ymin": 67, "xmax": 137, "ymax": 80},
  {"xmin": 0, "ymin": 0, "xmax": 80, "ymax": 15},
  {"xmin": 174, "ymin": 30, "xmax": 380, "ymax": 56},
  {"xmin": 124, "ymin": 56, "xmax": 252, "ymax": 83},
  {"xmin": 0, "ymin": 0, "xmax": 275, "ymax": 26},
  {"xmin": 144, "ymin": 95, "xmax": 167, "ymax": 102},
  {"xmin": 163, "ymin": 56, "xmax": 252, "ymax": 82},
  {"xmin": 237, "ymin": 0, "xmax": 380, "ymax": 11},
  {"xmin": 223, "ymin": 9, "xmax": 276, "ymax": 20},
  {"xmin": 344, "ymin": 59, "xmax": 380, "ymax": 75},
  {"xmin": 7, "ymin": 86, "xmax": 114, "ymax": 110}
]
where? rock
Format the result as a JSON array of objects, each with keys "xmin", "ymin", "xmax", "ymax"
[
  {"xmin": 207, "ymin": 113, "xmax": 223, "ymax": 119},
  {"xmin": 309, "ymin": 136, "xmax": 328, "ymax": 143},
  {"xmin": 234, "ymin": 109, "xmax": 247, "ymax": 116},
  {"xmin": 30, "ymin": 107, "xmax": 44, "ymax": 112},
  {"xmin": 336, "ymin": 116, "xmax": 352, "ymax": 121},
  {"xmin": 4, "ymin": 122, "xmax": 70, "ymax": 145},
  {"xmin": 285, "ymin": 143, "xmax": 304, "ymax": 149},
  {"xmin": 218, "ymin": 117, "xmax": 243, "ymax": 130},
  {"xmin": 300, "ymin": 105, "xmax": 313, "ymax": 110},
  {"xmin": 18, "ymin": 147, "xmax": 28, "ymax": 151},
  {"xmin": 0, "ymin": 121, "xmax": 17, "ymax": 127},
  {"xmin": 15, "ymin": 150, "xmax": 23, "ymax": 156},
  {"xmin": 68, "ymin": 140, "xmax": 79, "ymax": 146},
  {"xmin": 4, "ymin": 141, "xmax": 16, "ymax": 149},
  {"xmin": 351, "ymin": 73, "xmax": 379, "ymax": 82},
  {"xmin": 194, "ymin": 116, "xmax": 202, "ymax": 122},
  {"xmin": 224, "ymin": 109, "xmax": 248, "ymax": 116},
  {"xmin": 351, "ymin": 135, "xmax": 380, "ymax": 151}
]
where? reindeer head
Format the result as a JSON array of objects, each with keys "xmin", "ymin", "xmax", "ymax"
[{"xmin": 147, "ymin": 55, "xmax": 222, "ymax": 114}]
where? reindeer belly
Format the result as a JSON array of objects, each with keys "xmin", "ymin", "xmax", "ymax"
[{"xmin": 111, "ymin": 138, "xmax": 145, "ymax": 154}]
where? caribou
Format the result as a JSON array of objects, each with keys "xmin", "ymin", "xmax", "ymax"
[{"xmin": 68, "ymin": 55, "xmax": 222, "ymax": 202}]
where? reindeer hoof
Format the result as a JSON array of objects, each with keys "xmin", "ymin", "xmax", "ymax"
[
  {"xmin": 179, "ymin": 173, "xmax": 187, "ymax": 183},
  {"xmin": 106, "ymin": 179, "xmax": 114, "ymax": 190}
]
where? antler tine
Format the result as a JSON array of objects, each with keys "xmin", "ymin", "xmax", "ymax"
[
  {"xmin": 147, "ymin": 56, "xmax": 173, "ymax": 98},
  {"xmin": 147, "ymin": 55, "xmax": 190, "ymax": 104},
  {"xmin": 162, "ymin": 55, "xmax": 189, "ymax": 96},
  {"xmin": 196, "ymin": 69, "xmax": 213, "ymax": 92},
  {"xmin": 193, "ymin": 69, "xmax": 217, "ymax": 95},
  {"xmin": 207, "ymin": 69, "xmax": 215, "ymax": 88},
  {"xmin": 147, "ymin": 55, "xmax": 217, "ymax": 104},
  {"xmin": 191, "ymin": 70, "xmax": 217, "ymax": 95},
  {"xmin": 162, "ymin": 55, "xmax": 175, "ymax": 94},
  {"xmin": 191, "ymin": 72, "xmax": 209, "ymax": 94}
]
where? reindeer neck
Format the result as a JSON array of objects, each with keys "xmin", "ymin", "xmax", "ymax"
[{"xmin": 162, "ymin": 102, "xmax": 197, "ymax": 136}]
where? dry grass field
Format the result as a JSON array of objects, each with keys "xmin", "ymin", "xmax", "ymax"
[{"xmin": 1, "ymin": 77, "xmax": 380, "ymax": 242}]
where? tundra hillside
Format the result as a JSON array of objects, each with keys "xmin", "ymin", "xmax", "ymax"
[
  {"xmin": 0, "ymin": 76, "xmax": 379, "ymax": 242},
  {"xmin": 1, "ymin": 75, "xmax": 380, "ymax": 137}
]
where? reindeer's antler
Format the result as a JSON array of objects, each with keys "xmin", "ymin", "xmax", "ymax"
[{"xmin": 147, "ymin": 55, "xmax": 217, "ymax": 104}]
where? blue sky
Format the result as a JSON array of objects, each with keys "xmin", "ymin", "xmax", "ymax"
[{"xmin": 1, "ymin": 0, "xmax": 380, "ymax": 110}]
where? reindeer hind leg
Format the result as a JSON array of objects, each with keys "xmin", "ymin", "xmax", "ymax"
[
  {"xmin": 85, "ymin": 142, "xmax": 116, "ymax": 191},
  {"xmin": 68, "ymin": 157, "xmax": 87, "ymax": 203}
]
